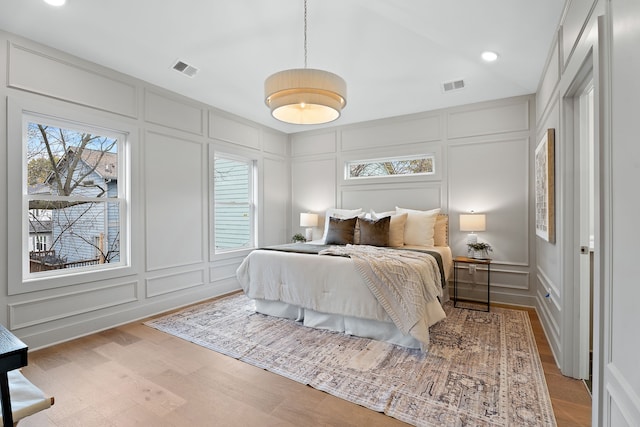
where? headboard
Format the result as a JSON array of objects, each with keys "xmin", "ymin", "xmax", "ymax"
[{"xmin": 436, "ymin": 214, "xmax": 449, "ymax": 247}]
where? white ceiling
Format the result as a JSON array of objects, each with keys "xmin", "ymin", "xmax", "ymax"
[{"xmin": 0, "ymin": 0, "xmax": 565, "ymax": 134}]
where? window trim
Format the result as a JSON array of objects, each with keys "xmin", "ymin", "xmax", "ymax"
[
  {"xmin": 7, "ymin": 96, "xmax": 134, "ymax": 295},
  {"xmin": 22, "ymin": 112, "xmax": 127, "ymax": 280},
  {"xmin": 344, "ymin": 153, "xmax": 436, "ymax": 181},
  {"xmin": 211, "ymin": 149, "xmax": 258, "ymax": 259}
]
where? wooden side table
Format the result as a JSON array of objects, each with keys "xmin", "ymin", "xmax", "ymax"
[
  {"xmin": 0, "ymin": 324, "xmax": 28, "ymax": 427},
  {"xmin": 453, "ymin": 256, "xmax": 492, "ymax": 312}
]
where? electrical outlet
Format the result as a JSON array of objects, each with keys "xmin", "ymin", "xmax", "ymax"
[{"xmin": 468, "ymin": 264, "xmax": 476, "ymax": 274}]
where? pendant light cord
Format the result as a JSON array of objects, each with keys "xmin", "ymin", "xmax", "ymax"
[{"xmin": 303, "ymin": 0, "xmax": 308, "ymax": 69}]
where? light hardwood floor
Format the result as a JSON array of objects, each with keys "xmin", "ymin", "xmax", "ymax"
[{"xmin": 18, "ymin": 299, "xmax": 591, "ymax": 426}]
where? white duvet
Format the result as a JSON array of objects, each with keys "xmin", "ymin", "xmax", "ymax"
[{"xmin": 235, "ymin": 245, "xmax": 451, "ymax": 350}]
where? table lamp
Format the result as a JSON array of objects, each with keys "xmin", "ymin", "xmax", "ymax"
[
  {"xmin": 300, "ymin": 213, "xmax": 318, "ymax": 242},
  {"xmin": 459, "ymin": 213, "xmax": 486, "ymax": 244}
]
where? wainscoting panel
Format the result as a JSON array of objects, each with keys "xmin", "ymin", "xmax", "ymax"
[
  {"xmin": 537, "ymin": 43, "xmax": 560, "ymax": 123},
  {"xmin": 453, "ymin": 263, "xmax": 529, "ymax": 302},
  {"xmin": 340, "ymin": 182, "xmax": 443, "ymax": 214},
  {"xmin": 536, "ymin": 286, "xmax": 561, "ymax": 367},
  {"xmin": 145, "ymin": 269, "xmax": 205, "ymax": 298},
  {"xmin": 448, "ymin": 138, "xmax": 529, "ymax": 266},
  {"xmin": 8, "ymin": 281, "xmax": 138, "ymax": 330},
  {"xmin": 145, "ymin": 131, "xmax": 205, "ymax": 271},
  {"xmin": 7, "ymin": 42, "xmax": 137, "ymax": 118},
  {"xmin": 606, "ymin": 364, "xmax": 640, "ymax": 427},
  {"xmin": 263, "ymin": 157, "xmax": 289, "ymax": 246},
  {"xmin": 209, "ymin": 259, "xmax": 242, "ymax": 283},
  {"xmin": 291, "ymin": 131, "xmax": 337, "ymax": 156},
  {"xmin": 340, "ymin": 114, "xmax": 441, "ymax": 152},
  {"xmin": 447, "ymin": 98, "xmax": 529, "ymax": 139},
  {"xmin": 144, "ymin": 89, "xmax": 204, "ymax": 135},
  {"xmin": 561, "ymin": 0, "xmax": 595, "ymax": 68},
  {"xmin": 452, "ymin": 266, "xmax": 534, "ymax": 307},
  {"xmin": 262, "ymin": 129, "xmax": 288, "ymax": 156},
  {"xmin": 209, "ymin": 112, "xmax": 260, "ymax": 150},
  {"xmin": 292, "ymin": 157, "xmax": 337, "ymax": 225}
]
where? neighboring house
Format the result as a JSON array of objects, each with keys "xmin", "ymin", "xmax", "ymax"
[
  {"xmin": 35, "ymin": 148, "xmax": 119, "ymax": 268},
  {"xmin": 27, "ymin": 184, "xmax": 53, "ymax": 253},
  {"xmin": 28, "ymin": 215, "xmax": 52, "ymax": 253}
]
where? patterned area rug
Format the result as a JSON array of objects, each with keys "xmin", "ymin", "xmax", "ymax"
[{"xmin": 145, "ymin": 293, "xmax": 556, "ymax": 427}]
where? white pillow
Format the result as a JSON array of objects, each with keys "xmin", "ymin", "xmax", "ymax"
[
  {"xmin": 322, "ymin": 208, "xmax": 363, "ymax": 243},
  {"xmin": 395, "ymin": 207, "xmax": 441, "ymax": 246},
  {"xmin": 371, "ymin": 210, "xmax": 408, "ymax": 247},
  {"xmin": 370, "ymin": 209, "xmax": 395, "ymax": 218}
]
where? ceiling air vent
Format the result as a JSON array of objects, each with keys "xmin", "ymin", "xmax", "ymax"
[
  {"xmin": 442, "ymin": 79, "xmax": 465, "ymax": 93},
  {"xmin": 172, "ymin": 60, "xmax": 199, "ymax": 78}
]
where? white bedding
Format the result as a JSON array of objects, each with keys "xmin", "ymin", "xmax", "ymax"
[{"xmin": 236, "ymin": 245, "xmax": 452, "ymax": 350}]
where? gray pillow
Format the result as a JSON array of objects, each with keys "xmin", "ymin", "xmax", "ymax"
[
  {"xmin": 325, "ymin": 217, "xmax": 358, "ymax": 245},
  {"xmin": 358, "ymin": 216, "xmax": 390, "ymax": 247}
]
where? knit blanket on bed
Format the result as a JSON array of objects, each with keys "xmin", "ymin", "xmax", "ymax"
[{"xmin": 319, "ymin": 245, "xmax": 443, "ymax": 347}]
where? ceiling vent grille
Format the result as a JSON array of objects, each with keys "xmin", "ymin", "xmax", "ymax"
[
  {"xmin": 172, "ymin": 60, "xmax": 199, "ymax": 78},
  {"xmin": 442, "ymin": 79, "xmax": 465, "ymax": 93}
]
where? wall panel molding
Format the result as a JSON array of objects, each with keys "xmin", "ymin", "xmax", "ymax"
[
  {"xmin": 605, "ymin": 364, "xmax": 640, "ymax": 426},
  {"xmin": 209, "ymin": 112, "xmax": 260, "ymax": 150},
  {"xmin": 454, "ymin": 266, "xmax": 529, "ymax": 291},
  {"xmin": 209, "ymin": 259, "xmax": 242, "ymax": 283},
  {"xmin": 9, "ymin": 281, "xmax": 138, "ymax": 330},
  {"xmin": 447, "ymin": 98, "xmax": 529, "ymax": 139},
  {"xmin": 448, "ymin": 137, "xmax": 529, "ymax": 266},
  {"xmin": 144, "ymin": 89, "xmax": 204, "ymax": 135},
  {"xmin": 0, "ymin": 30, "xmax": 288, "ymax": 350},
  {"xmin": 291, "ymin": 131, "xmax": 337, "ymax": 156},
  {"xmin": 8, "ymin": 42, "xmax": 137, "ymax": 118},
  {"xmin": 340, "ymin": 114, "xmax": 441, "ymax": 152},
  {"xmin": 262, "ymin": 129, "xmax": 288, "ymax": 156},
  {"xmin": 340, "ymin": 182, "xmax": 443, "ymax": 214},
  {"xmin": 145, "ymin": 269, "xmax": 205, "ymax": 298},
  {"xmin": 144, "ymin": 131, "xmax": 205, "ymax": 271}
]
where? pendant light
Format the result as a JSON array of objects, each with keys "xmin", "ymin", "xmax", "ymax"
[{"xmin": 264, "ymin": 0, "xmax": 347, "ymax": 125}]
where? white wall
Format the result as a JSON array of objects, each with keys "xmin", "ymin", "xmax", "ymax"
[
  {"xmin": 290, "ymin": 95, "xmax": 536, "ymax": 306},
  {"xmin": 606, "ymin": 0, "xmax": 640, "ymax": 424},
  {"xmin": 536, "ymin": 0, "xmax": 640, "ymax": 424},
  {"xmin": 0, "ymin": 31, "xmax": 290, "ymax": 349}
]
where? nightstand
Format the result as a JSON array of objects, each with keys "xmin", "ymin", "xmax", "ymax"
[{"xmin": 453, "ymin": 256, "xmax": 491, "ymax": 312}]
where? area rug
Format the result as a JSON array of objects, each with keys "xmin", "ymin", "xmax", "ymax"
[{"xmin": 145, "ymin": 294, "xmax": 556, "ymax": 427}]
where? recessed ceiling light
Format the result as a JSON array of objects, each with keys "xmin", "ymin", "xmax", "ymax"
[
  {"xmin": 481, "ymin": 51, "xmax": 499, "ymax": 62},
  {"xmin": 44, "ymin": 0, "xmax": 66, "ymax": 6}
]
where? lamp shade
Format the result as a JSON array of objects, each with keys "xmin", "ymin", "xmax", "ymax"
[
  {"xmin": 459, "ymin": 214, "xmax": 486, "ymax": 232},
  {"xmin": 265, "ymin": 69, "xmax": 347, "ymax": 125},
  {"xmin": 300, "ymin": 212, "xmax": 319, "ymax": 227}
]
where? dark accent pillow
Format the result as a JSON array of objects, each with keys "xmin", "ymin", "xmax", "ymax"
[
  {"xmin": 325, "ymin": 216, "xmax": 358, "ymax": 245},
  {"xmin": 358, "ymin": 216, "xmax": 390, "ymax": 247}
]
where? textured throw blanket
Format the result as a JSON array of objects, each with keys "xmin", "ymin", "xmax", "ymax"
[{"xmin": 319, "ymin": 245, "xmax": 443, "ymax": 347}]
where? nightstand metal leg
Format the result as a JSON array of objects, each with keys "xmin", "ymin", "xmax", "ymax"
[
  {"xmin": 487, "ymin": 263, "xmax": 490, "ymax": 312},
  {"xmin": 454, "ymin": 261, "xmax": 458, "ymax": 308}
]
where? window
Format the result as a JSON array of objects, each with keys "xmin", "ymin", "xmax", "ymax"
[
  {"xmin": 345, "ymin": 154, "xmax": 435, "ymax": 180},
  {"xmin": 213, "ymin": 154, "xmax": 255, "ymax": 253},
  {"xmin": 35, "ymin": 235, "xmax": 49, "ymax": 251},
  {"xmin": 24, "ymin": 113, "xmax": 127, "ymax": 277}
]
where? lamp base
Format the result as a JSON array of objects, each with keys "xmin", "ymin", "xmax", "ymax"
[{"xmin": 305, "ymin": 228, "xmax": 313, "ymax": 242}]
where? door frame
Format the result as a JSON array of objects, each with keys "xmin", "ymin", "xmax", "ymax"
[{"xmin": 558, "ymin": 26, "xmax": 604, "ymax": 387}]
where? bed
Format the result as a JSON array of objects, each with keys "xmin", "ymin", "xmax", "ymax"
[{"xmin": 236, "ymin": 208, "xmax": 451, "ymax": 351}]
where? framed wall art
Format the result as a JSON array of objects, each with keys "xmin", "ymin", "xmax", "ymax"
[{"xmin": 535, "ymin": 128, "xmax": 555, "ymax": 243}]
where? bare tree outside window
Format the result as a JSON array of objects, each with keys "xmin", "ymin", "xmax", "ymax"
[
  {"xmin": 26, "ymin": 119, "xmax": 123, "ymax": 274},
  {"xmin": 346, "ymin": 155, "xmax": 435, "ymax": 179}
]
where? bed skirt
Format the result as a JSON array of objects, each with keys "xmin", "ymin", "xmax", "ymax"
[{"xmin": 254, "ymin": 294, "xmax": 448, "ymax": 349}]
